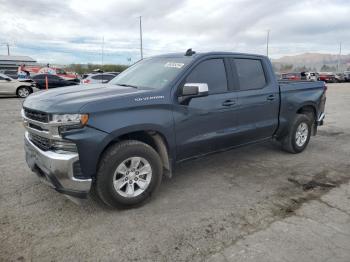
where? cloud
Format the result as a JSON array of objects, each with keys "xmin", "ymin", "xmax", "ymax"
[{"xmin": 0, "ymin": 0, "xmax": 349, "ymax": 64}]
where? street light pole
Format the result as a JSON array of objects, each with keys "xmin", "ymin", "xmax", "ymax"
[
  {"xmin": 266, "ymin": 30, "xmax": 270, "ymax": 58},
  {"xmin": 139, "ymin": 16, "xmax": 143, "ymax": 60},
  {"xmin": 337, "ymin": 42, "xmax": 342, "ymax": 72}
]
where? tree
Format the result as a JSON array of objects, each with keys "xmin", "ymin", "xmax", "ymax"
[
  {"xmin": 279, "ymin": 64, "xmax": 294, "ymax": 73},
  {"xmin": 320, "ymin": 64, "xmax": 336, "ymax": 72}
]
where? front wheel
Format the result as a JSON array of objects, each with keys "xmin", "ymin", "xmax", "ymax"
[
  {"xmin": 16, "ymin": 86, "xmax": 31, "ymax": 98},
  {"xmin": 282, "ymin": 114, "xmax": 312, "ymax": 153},
  {"xmin": 94, "ymin": 140, "xmax": 163, "ymax": 208}
]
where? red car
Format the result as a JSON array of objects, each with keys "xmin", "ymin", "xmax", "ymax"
[
  {"xmin": 281, "ymin": 73, "xmax": 301, "ymax": 81},
  {"xmin": 318, "ymin": 73, "xmax": 336, "ymax": 83}
]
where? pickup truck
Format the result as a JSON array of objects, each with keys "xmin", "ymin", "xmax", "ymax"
[{"xmin": 22, "ymin": 50, "xmax": 326, "ymax": 208}]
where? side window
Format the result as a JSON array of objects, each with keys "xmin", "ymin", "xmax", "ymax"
[
  {"xmin": 92, "ymin": 75, "xmax": 103, "ymax": 80},
  {"xmin": 234, "ymin": 59, "xmax": 266, "ymax": 90},
  {"xmin": 33, "ymin": 75, "xmax": 45, "ymax": 80},
  {"xmin": 104, "ymin": 75, "xmax": 115, "ymax": 81},
  {"xmin": 0, "ymin": 76, "xmax": 4, "ymax": 80},
  {"xmin": 186, "ymin": 59, "xmax": 228, "ymax": 94},
  {"xmin": 48, "ymin": 75, "xmax": 60, "ymax": 80}
]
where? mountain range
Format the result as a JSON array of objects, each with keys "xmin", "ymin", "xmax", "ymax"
[{"xmin": 272, "ymin": 53, "xmax": 350, "ymax": 71}]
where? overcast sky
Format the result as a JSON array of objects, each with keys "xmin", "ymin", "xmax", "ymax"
[{"xmin": 0, "ymin": 0, "xmax": 349, "ymax": 64}]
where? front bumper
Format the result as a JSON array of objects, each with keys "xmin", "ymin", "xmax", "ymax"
[{"xmin": 24, "ymin": 132, "xmax": 92, "ymax": 198}]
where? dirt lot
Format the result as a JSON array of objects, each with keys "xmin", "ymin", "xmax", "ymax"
[{"xmin": 1, "ymin": 83, "xmax": 350, "ymax": 261}]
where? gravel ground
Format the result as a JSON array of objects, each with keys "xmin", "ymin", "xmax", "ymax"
[{"xmin": 0, "ymin": 83, "xmax": 350, "ymax": 261}]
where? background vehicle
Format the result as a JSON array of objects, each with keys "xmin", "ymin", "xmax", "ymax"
[
  {"xmin": 22, "ymin": 51, "xmax": 326, "ymax": 208},
  {"xmin": 305, "ymin": 72, "xmax": 318, "ymax": 81},
  {"xmin": 318, "ymin": 72, "xmax": 336, "ymax": 83},
  {"xmin": 81, "ymin": 73, "xmax": 116, "ymax": 84},
  {"xmin": 0, "ymin": 73, "xmax": 37, "ymax": 98},
  {"xmin": 105, "ymin": 72, "xmax": 120, "ymax": 76},
  {"xmin": 344, "ymin": 71, "xmax": 350, "ymax": 82},
  {"xmin": 281, "ymin": 72, "xmax": 303, "ymax": 80},
  {"xmin": 32, "ymin": 74, "xmax": 79, "ymax": 89},
  {"xmin": 26, "ymin": 66, "xmax": 79, "ymax": 81},
  {"xmin": 334, "ymin": 73, "xmax": 345, "ymax": 83}
]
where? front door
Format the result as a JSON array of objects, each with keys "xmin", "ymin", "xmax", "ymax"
[{"xmin": 174, "ymin": 58, "xmax": 238, "ymax": 161}]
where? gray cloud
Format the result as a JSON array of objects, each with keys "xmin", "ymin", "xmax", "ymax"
[{"xmin": 0, "ymin": 0, "xmax": 349, "ymax": 64}]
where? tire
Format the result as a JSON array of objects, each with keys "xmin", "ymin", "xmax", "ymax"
[
  {"xmin": 16, "ymin": 86, "xmax": 31, "ymax": 98},
  {"xmin": 94, "ymin": 140, "xmax": 163, "ymax": 208},
  {"xmin": 282, "ymin": 114, "xmax": 312, "ymax": 154}
]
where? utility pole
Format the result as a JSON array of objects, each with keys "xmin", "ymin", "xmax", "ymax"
[
  {"xmin": 337, "ymin": 42, "xmax": 342, "ymax": 73},
  {"xmin": 139, "ymin": 16, "xmax": 143, "ymax": 60},
  {"xmin": 266, "ymin": 30, "xmax": 270, "ymax": 58},
  {"xmin": 6, "ymin": 43, "xmax": 10, "ymax": 56},
  {"xmin": 101, "ymin": 36, "xmax": 104, "ymax": 68}
]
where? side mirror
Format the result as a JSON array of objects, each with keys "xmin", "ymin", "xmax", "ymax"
[{"xmin": 179, "ymin": 83, "xmax": 208, "ymax": 104}]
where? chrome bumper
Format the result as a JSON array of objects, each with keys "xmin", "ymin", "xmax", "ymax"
[{"xmin": 24, "ymin": 132, "xmax": 91, "ymax": 198}]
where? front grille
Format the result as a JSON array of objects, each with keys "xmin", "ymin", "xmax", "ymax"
[
  {"xmin": 29, "ymin": 133, "xmax": 51, "ymax": 151},
  {"xmin": 24, "ymin": 109, "xmax": 49, "ymax": 123}
]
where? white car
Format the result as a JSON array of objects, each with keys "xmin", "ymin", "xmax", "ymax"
[
  {"xmin": 81, "ymin": 73, "xmax": 116, "ymax": 84},
  {"xmin": 305, "ymin": 72, "xmax": 319, "ymax": 81},
  {"xmin": 0, "ymin": 73, "xmax": 38, "ymax": 98}
]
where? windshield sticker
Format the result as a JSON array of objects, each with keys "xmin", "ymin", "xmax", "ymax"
[{"xmin": 164, "ymin": 62, "xmax": 184, "ymax": 69}]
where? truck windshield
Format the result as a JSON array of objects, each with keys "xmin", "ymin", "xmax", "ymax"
[{"xmin": 110, "ymin": 57, "xmax": 192, "ymax": 89}]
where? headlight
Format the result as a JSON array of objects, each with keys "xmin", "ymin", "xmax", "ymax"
[
  {"xmin": 51, "ymin": 114, "xmax": 89, "ymax": 125},
  {"xmin": 51, "ymin": 114, "xmax": 89, "ymax": 135}
]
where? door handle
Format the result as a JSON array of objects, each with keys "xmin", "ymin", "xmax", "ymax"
[
  {"xmin": 266, "ymin": 95, "xmax": 276, "ymax": 101},
  {"xmin": 222, "ymin": 99, "xmax": 236, "ymax": 106}
]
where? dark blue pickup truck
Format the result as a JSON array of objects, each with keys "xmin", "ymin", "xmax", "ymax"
[{"xmin": 22, "ymin": 50, "xmax": 326, "ymax": 208}]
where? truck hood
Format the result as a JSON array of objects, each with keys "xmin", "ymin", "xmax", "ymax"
[{"xmin": 23, "ymin": 84, "xmax": 147, "ymax": 113}]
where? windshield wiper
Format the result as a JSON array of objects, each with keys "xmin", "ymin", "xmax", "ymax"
[{"xmin": 117, "ymin": 83, "xmax": 138, "ymax": 89}]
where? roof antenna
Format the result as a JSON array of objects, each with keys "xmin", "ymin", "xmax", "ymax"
[{"xmin": 185, "ymin": 48, "xmax": 196, "ymax": 56}]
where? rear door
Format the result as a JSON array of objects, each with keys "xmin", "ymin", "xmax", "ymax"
[
  {"xmin": 174, "ymin": 58, "xmax": 239, "ymax": 160},
  {"xmin": 230, "ymin": 57, "xmax": 279, "ymax": 142}
]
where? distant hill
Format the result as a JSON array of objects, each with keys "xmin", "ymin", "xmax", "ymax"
[{"xmin": 272, "ymin": 53, "xmax": 350, "ymax": 72}]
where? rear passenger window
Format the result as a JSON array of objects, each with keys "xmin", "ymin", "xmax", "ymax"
[
  {"xmin": 186, "ymin": 59, "xmax": 228, "ymax": 94},
  {"xmin": 92, "ymin": 75, "xmax": 103, "ymax": 80},
  {"xmin": 234, "ymin": 59, "xmax": 266, "ymax": 90}
]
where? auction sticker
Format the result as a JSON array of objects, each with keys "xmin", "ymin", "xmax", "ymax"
[{"xmin": 164, "ymin": 62, "xmax": 184, "ymax": 69}]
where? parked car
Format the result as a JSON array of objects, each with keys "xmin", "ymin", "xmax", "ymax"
[
  {"xmin": 105, "ymin": 71, "xmax": 120, "ymax": 76},
  {"xmin": 334, "ymin": 73, "xmax": 345, "ymax": 83},
  {"xmin": 281, "ymin": 72, "xmax": 302, "ymax": 81},
  {"xmin": 81, "ymin": 73, "xmax": 116, "ymax": 84},
  {"xmin": 318, "ymin": 72, "xmax": 336, "ymax": 83},
  {"xmin": 0, "ymin": 73, "xmax": 38, "ymax": 98},
  {"xmin": 32, "ymin": 74, "xmax": 79, "ymax": 89},
  {"xmin": 22, "ymin": 50, "xmax": 326, "ymax": 208},
  {"xmin": 344, "ymin": 71, "xmax": 350, "ymax": 82},
  {"xmin": 305, "ymin": 72, "xmax": 318, "ymax": 81}
]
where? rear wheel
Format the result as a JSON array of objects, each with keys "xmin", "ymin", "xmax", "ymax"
[
  {"xmin": 16, "ymin": 86, "xmax": 31, "ymax": 98},
  {"xmin": 94, "ymin": 140, "xmax": 163, "ymax": 208},
  {"xmin": 282, "ymin": 114, "xmax": 312, "ymax": 153}
]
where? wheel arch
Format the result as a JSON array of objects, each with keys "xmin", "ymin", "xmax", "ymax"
[
  {"xmin": 296, "ymin": 104, "xmax": 318, "ymax": 135},
  {"xmin": 98, "ymin": 129, "xmax": 173, "ymax": 178},
  {"xmin": 16, "ymin": 85, "xmax": 33, "ymax": 95}
]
